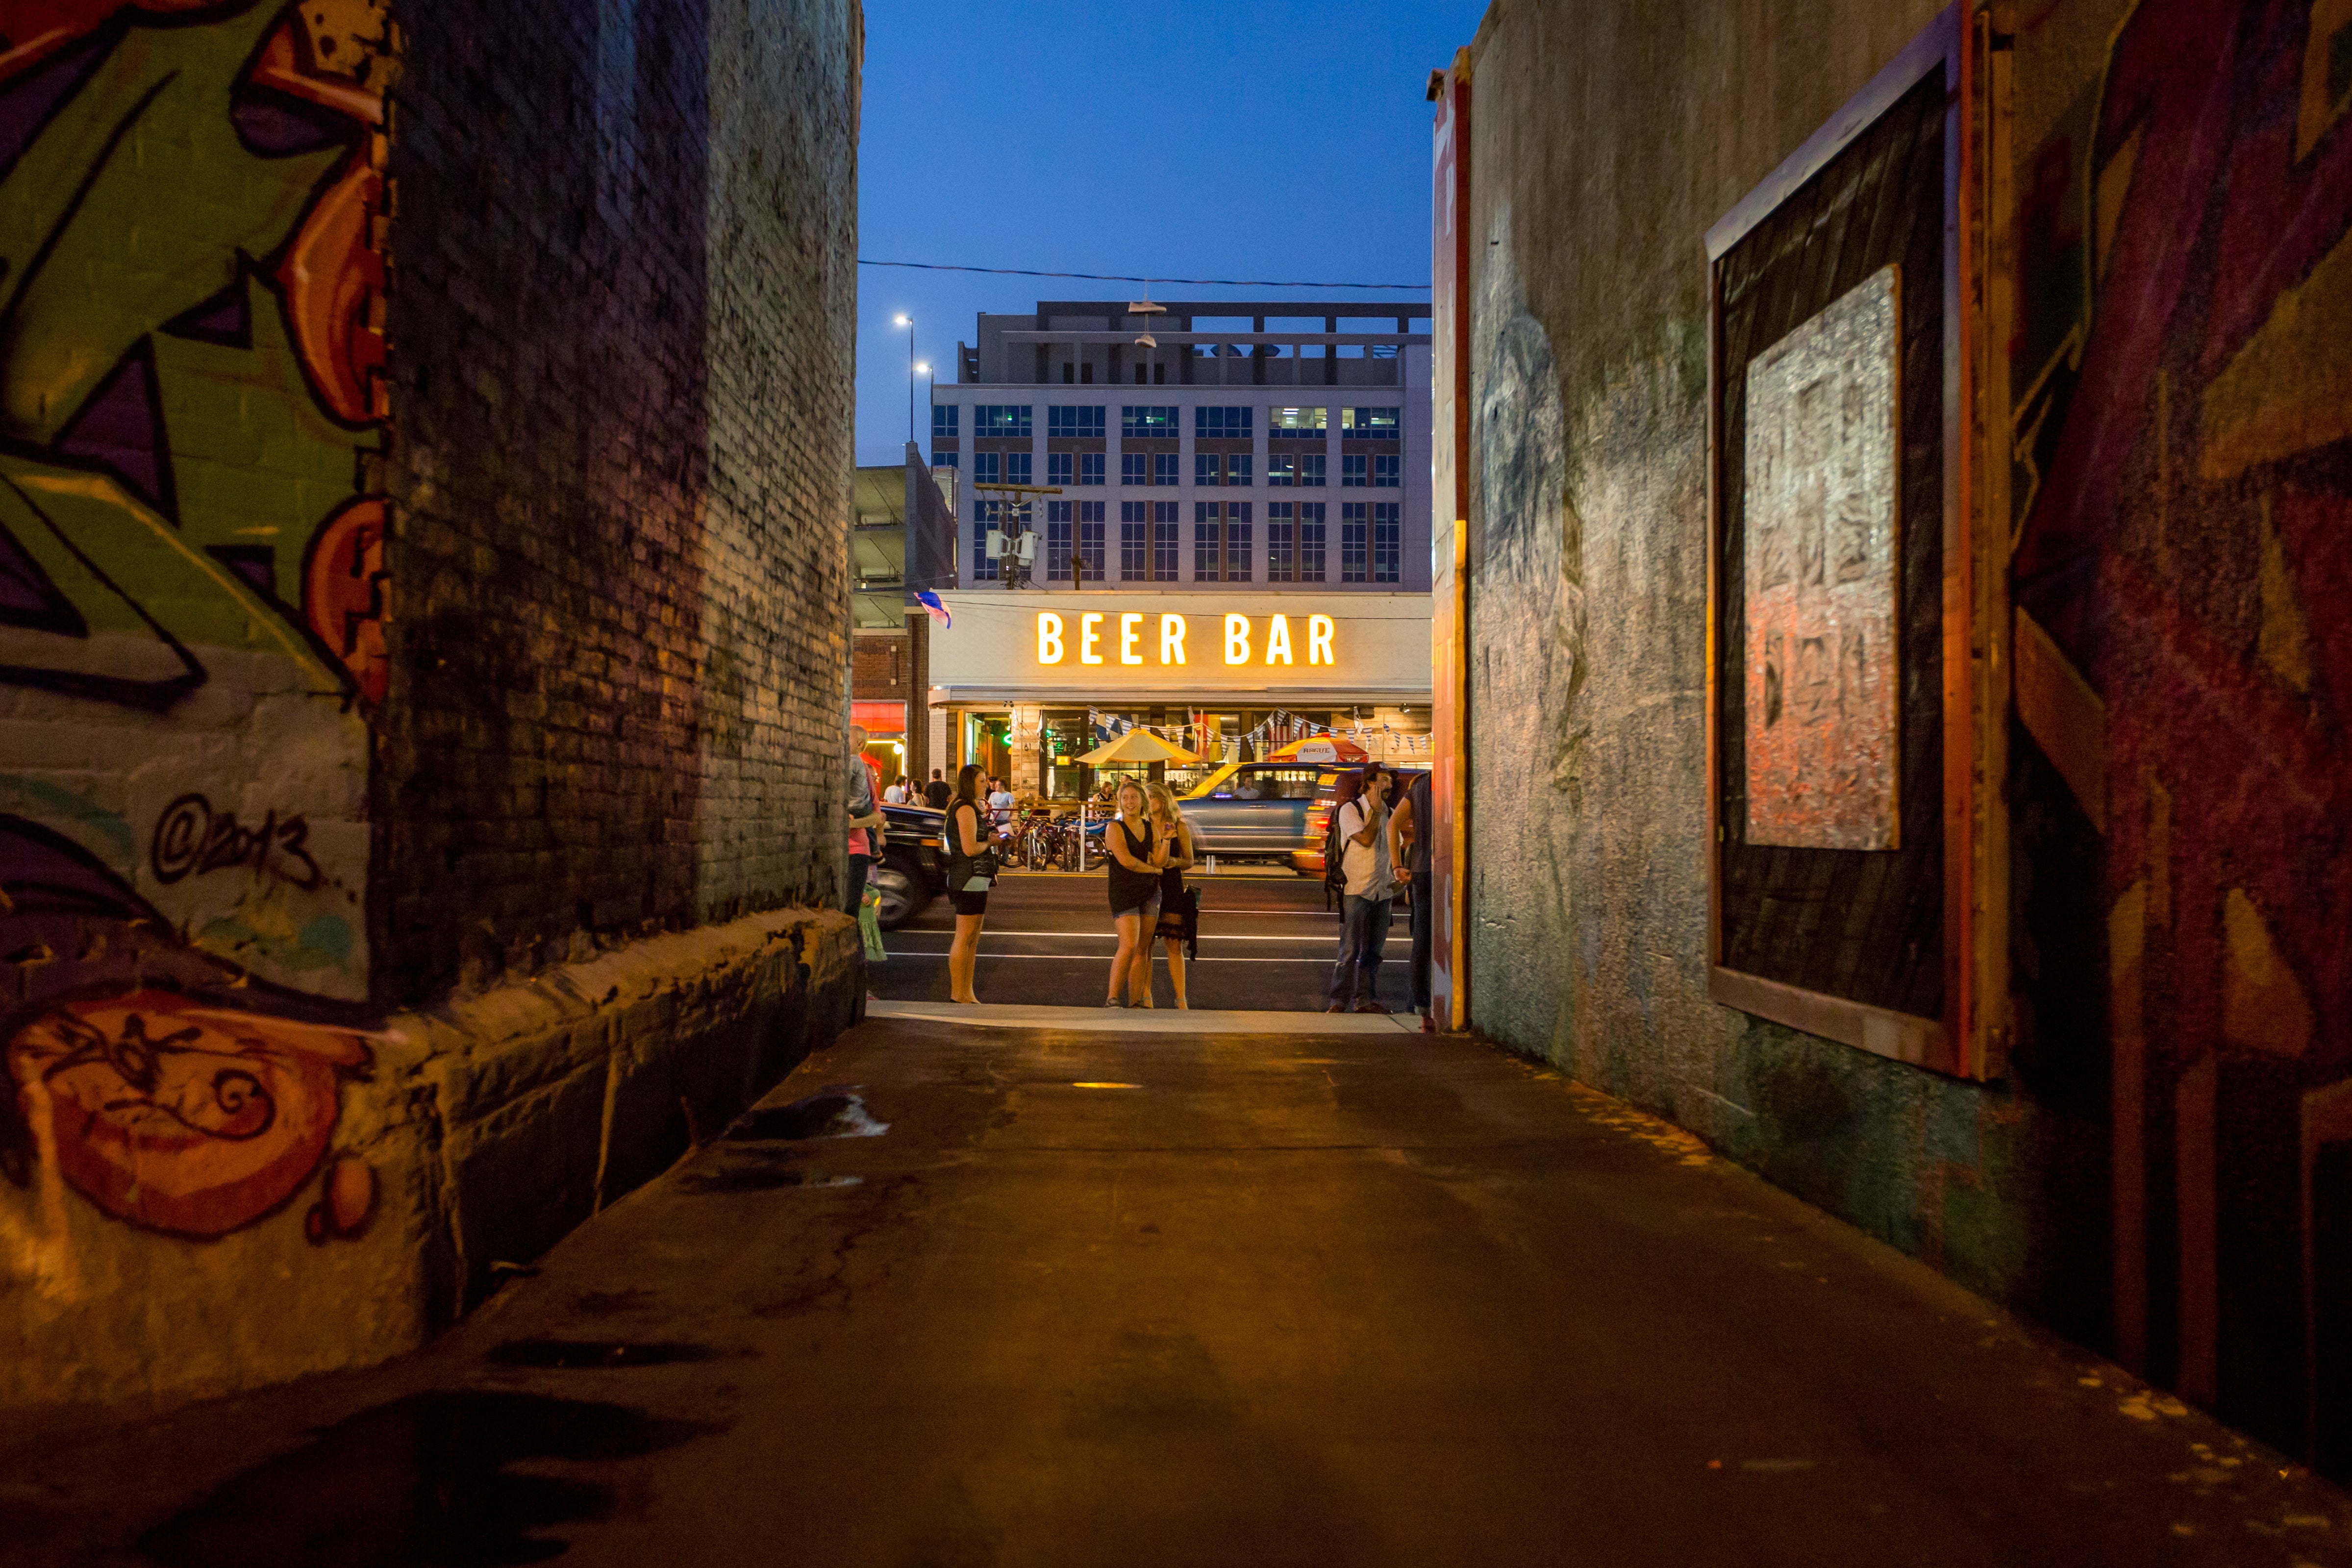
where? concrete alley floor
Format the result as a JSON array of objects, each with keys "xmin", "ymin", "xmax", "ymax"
[{"xmin": 6, "ymin": 1013, "xmax": 2350, "ymax": 1568}]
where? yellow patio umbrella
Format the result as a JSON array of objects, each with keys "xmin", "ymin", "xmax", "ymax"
[{"xmin": 1076, "ymin": 728, "xmax": 1200, "ymax": 767}]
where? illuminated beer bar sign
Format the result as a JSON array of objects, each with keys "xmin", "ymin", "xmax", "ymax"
[
  {"xmin": 925, "ymin": 590, "xmax": 1431, "ymax": 700},
  {"xmin": 1035, "ymin": 611, "xmax": 1336, "ymax": 668}
]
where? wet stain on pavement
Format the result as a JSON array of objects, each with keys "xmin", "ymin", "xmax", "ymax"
[
  {"xmin": 486, "ymin": 1339, "xmax": 724, "ymax": 1369},
  {"xmin": 138, "ymin": 1391, "xmax": 717, "ymax": 1568},
  {"xmin": 727, "ymin": 1090, "xmax": 889, "ymax": 1142}
]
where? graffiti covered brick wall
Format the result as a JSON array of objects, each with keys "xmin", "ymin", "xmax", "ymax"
[
  {"xmin": 2007, "ymin": 0, "xmax": 2352, "ymax": 1470},
  {"xmin": 0, "ymin": 0, "xmax": 404, "ymax": 1404}
]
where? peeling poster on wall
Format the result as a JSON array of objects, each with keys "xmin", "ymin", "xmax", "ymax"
[{"xmin": 1743, "ymin": 265, "xmax": 1902, "ymax": 850}]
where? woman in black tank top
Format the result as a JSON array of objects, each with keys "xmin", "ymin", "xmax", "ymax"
[{"xmin": 1104, "ymin": 778, "xmax": 1164, "ymax": 1007}]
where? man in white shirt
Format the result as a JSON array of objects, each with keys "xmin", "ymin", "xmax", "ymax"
[
  {"xmin": 987, "ymin": 777, "xmax": 1016, "ymax": 832},
  {"xmin": 883, "ymin": 775, "xmax": 909, "ymax": 805},
  {"xmin": 1325, "ymin": 765, "xmax": 1394, "ymax": 1013}
]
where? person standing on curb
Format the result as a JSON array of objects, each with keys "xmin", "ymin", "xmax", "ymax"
[
  {"xmin": 1326, "ymin": 765, "xmax": 1394, "ymax": 1014},
  {"xmin": 846, "ymin": 724, "xmax": 885, "ymax": 917},
  {"xmin": 1145, "ymin": 781, "xmax": 1197, "ymax": 1010},
  {"xmin": 1390, "ymin": 768, "xmax": 1436, "ymax": 1033},
  {"xmin": 1104, "ymin": 777, "xmax": 1164, "ymax": 1007},
  {"xmin": 943, "ymin": 764, "xmax": 1003, "ymax": 1005}
]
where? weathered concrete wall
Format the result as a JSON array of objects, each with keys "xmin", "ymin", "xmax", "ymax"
[
  {"xmin": 1464, "ymin": 0, "xmax": 2352, "ymax": 1468},
  {"xmin": 0, "ymin": 0, "xmax": 864, "ymax": 1417},
  {"xmin": 1459, "ymin": 0, "xmax": 2081, "ymax": 1332},
  {"xmin": 0, "ymin": 908, "xmax": 859, "ymax": 1412}
]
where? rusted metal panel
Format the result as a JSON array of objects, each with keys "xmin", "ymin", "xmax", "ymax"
[{"xmin": 1742, "ymin": 265, "xmax": 1904, "ymax": 850}]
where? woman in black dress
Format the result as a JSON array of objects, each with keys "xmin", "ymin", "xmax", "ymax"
[
  {"xmin": 943, "ymin": 763, "xmax": 1003, "ymax": 1004},
  {"xmin": 1103, "ymin": 777, "xmax": 1164, "ymax": 1007},
  {"xmin": 1145, "ymin": 781, "xmax": 1197, "ymax": 1009}
]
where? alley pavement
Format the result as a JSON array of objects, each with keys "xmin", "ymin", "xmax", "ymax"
[{"xmin": 6, "ymin": 1012, "xmax": 2350, "ymax": 1567}]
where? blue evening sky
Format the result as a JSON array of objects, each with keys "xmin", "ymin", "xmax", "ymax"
[{"xmin": 853, "ymin": 0, "xmax": 1486, "ymax": 466}]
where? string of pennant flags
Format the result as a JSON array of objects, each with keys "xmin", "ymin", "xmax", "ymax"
[{"xmin": 1078, "ymin": 707, "xmax": 1433, "ymax": 759}]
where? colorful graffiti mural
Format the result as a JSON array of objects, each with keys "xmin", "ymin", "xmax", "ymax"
[
  {"xmin": 0, "ymin": 0, "xmax": 393, "ymax": 1239},
  {"xmin": 2010, "ymin": 0, "xmax": 2352, "ymax": 1468}
]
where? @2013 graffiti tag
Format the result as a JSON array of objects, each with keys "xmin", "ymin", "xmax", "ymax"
[{"xmin": 150, "ymin": 794, "xmax": 325, "ymax": 892}]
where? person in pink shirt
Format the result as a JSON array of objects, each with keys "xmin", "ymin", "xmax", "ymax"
[{"xmin": 845, "ymin": 724, "xmax": 885, "ymax": 914}]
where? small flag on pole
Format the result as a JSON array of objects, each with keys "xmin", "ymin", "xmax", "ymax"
[{"xmin": 915, "ymin": 590, "xmax": 951, "ymax": 628}]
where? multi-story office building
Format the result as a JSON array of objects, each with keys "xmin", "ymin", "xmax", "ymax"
[{"xmin": 921, "ymin": 299, "xmax": 1434, "ymax": 798}]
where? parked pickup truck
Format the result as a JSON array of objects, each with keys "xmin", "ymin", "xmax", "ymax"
[{"xmin": 1176, "ymin": 763, "xmax": 1331, "ymax": 866}]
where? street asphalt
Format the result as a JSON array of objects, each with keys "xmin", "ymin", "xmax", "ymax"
[
  {"xmin": 6, "ymin": 1012, "xmax": 2347, "ymax": 1567},
  {"xmin": 873, "ymin": 868, "xmax": 1413, "ymax": 1013}
]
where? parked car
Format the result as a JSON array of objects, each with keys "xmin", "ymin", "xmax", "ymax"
[
  {"xmin": 870, "ymin": 803, "xmax": 948, "ymax": 929},
  {"xmin": 1176, "ymin": 764, "xmax": 1330, "ymax": 864},
  {"xmin": 1293, "ymin": 768, "xmax": 1427, "ymax": 880}
]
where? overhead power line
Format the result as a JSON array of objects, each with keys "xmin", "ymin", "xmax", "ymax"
[{"xmin": 858, "ymin": 259, "xmax": 1429, "ymax": 292}]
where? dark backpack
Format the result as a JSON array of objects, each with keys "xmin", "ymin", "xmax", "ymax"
[{"xmin": 1322, "ymin": 801, "xmax": 1351, "ymax": 894}]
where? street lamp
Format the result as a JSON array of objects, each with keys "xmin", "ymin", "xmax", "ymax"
[
  {"xmin": 914, "ymin": 361, "xmax": 932, "ymax": 452},
  {"xmin": 894, "ymin": 313, "xmax": 916, "ymax": 444}
]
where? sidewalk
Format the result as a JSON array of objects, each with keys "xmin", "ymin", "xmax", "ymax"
[{"xmin": 5, "ymin": 1012, "xmax": 2347, "ymax": 1567}]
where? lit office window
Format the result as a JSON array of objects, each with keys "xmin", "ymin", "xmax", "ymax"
[
  {"xmin": 1342, "ymin": 407, "xmax": 1400, "ymax": 439},
  {"xmin": 975, "ymin": 405, "xmax": 1033, "ymax": 438},
  {"xmin": 1267, "ymin": 407, "xmax": 1327, "ymax": 438},
  {"xmin": 1299, "ymin": 501, "xmax": 1326, "ymax": 581},
  {"xmin": 1373, "ymin": 502, "xmax": 1401, "ymax": 583},
  {"xmin": 1079, "ymin": 452, "xmax": 1104, "ymax": 486},
  {"xmin": 1341, "ymin": 501, "xmax": 1367, "ymax": 582}
]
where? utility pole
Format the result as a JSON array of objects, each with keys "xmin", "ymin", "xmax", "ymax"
[{"xmin": 973, "ymin": 482, "xmax": 1060, "ymax": 590}]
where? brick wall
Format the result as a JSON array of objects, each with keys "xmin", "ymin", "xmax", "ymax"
[
  {"xmin": 853, "ymin": 633, "xmax": 913, "ymax": 700},
  {"xmin": 380, "ymin": 0, "xmax": 861, "ymax": 1003}
]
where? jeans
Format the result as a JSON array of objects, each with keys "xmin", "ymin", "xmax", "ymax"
[
  {"xmin": 1409, "ymin": 872, "xmax": 1434, "ymax": 1012},
  {"xmin": 846, "ymin": 853, "xmax": 872, "ymax": 916},
  {"xmin": 1328, "ymin": 891, "xmax": 1393, "ymax": 1006}
]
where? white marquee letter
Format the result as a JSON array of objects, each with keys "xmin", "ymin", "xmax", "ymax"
[
  {"xmin": 1037, "ymin": 612, "xmax": 1064, "ymax": 664},
  {"xmin": 1224, "ymin": 613, "xmax": 1251, "ymax": 665},
  {"xmin": 1308, "ymin": 614, "xmax": 1334, "ymax": 666},
  {"xmin": 1080, "ymin": 612, "xmax": 1104, "ymax": 665},
  {"xmin": 1265, "ymin": 614, "xmax": 1294, "ymax": 665},
  {"xmin": 1160, "ymin": 613, "xmax": 1187, "ymax": 665},
  {"xmin": 1120, "ymin": 612, "xmax": 1144, "ymax": 665}
]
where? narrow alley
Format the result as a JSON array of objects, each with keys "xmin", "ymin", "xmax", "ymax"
[{"xmin": 12, "ymin": 1013, "xmax": 2347, "ymax": 1567}]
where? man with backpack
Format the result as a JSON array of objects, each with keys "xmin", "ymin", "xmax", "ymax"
[{"xmin": 1324, "ymin": 764, "xmax": 1394, "ymax": 1013}]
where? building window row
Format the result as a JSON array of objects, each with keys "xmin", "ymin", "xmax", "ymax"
[
  {"xmin": 1341, "ymin": 453, "xmax": 1401, "ymax": 487},
  {"xmin": 1195, "ymin": 502, "xmax": 1252, "ymax": 583},
  {"xmin": 1196, "ymin": 452, "xmax": 1252, "ymax": 487},
  {"xmin": 1341, "ymin": 406, "xmax": 1401, "ymax": 439},
  {"xmin": 1121, "ymin": 405, "xmax": 1178, "ymax": 438},
  {"xmin": 975, "ymin": 404, "xmax": 1031, "ymax": 438},
  {"xmin": 972, "ymin": 451, "xmax": 1034, "ymax": 486},
  {"xmin": 1121, "ymin": 451, "xmax": 1181, "ymax": 487},
  {"xmin": 938, "ymin": 405, "xmax": 1397, "ymax": 441},
  {"xmin": 1195, "ymin": 405, "xmax": 1252, "ymax": 439},
  {"xmin": 1267, "ymin": 452, "xmax": 1326, "ymax": 487},
  {"xmin": 1119, "ymin": 501, "xmax": 1181, "ymax": 581},
  {"xmin": 1267, "ymin": 502, "xmax": 1327, "ymax": 583},
  {"xmin": 1048, "ymin": 405, "xmax": 1105, "ymax": 438},
  {"xmin": 1045, "ymin": 499, "xmax": 1106, "ymax": 582},
  {"xmin": 1046, "ymin": 452, "xmax": 1106, "ymax": 486}
]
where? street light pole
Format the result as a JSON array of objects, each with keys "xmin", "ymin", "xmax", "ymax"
[{"xmin": 894, "ymin": 313, "xmax": 915, "ymax": 444}]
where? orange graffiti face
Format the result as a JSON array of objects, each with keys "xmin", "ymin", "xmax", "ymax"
[
  {"xmin": 6, "ymin": 992, "xmax": 367, "ymax": 1237},
  {"xmin": 304, "ymin": 497, "xmax": 388, "ymax": 703}
]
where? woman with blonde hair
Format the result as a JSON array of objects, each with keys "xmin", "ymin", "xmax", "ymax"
[
  {"xmin": 1103, "ymin": 776, "xmax": 1164, "ymax": 1007},
  {"xmin": 1144, "ymin": 781, "xmax": 1197, "ymax": 1010}
]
